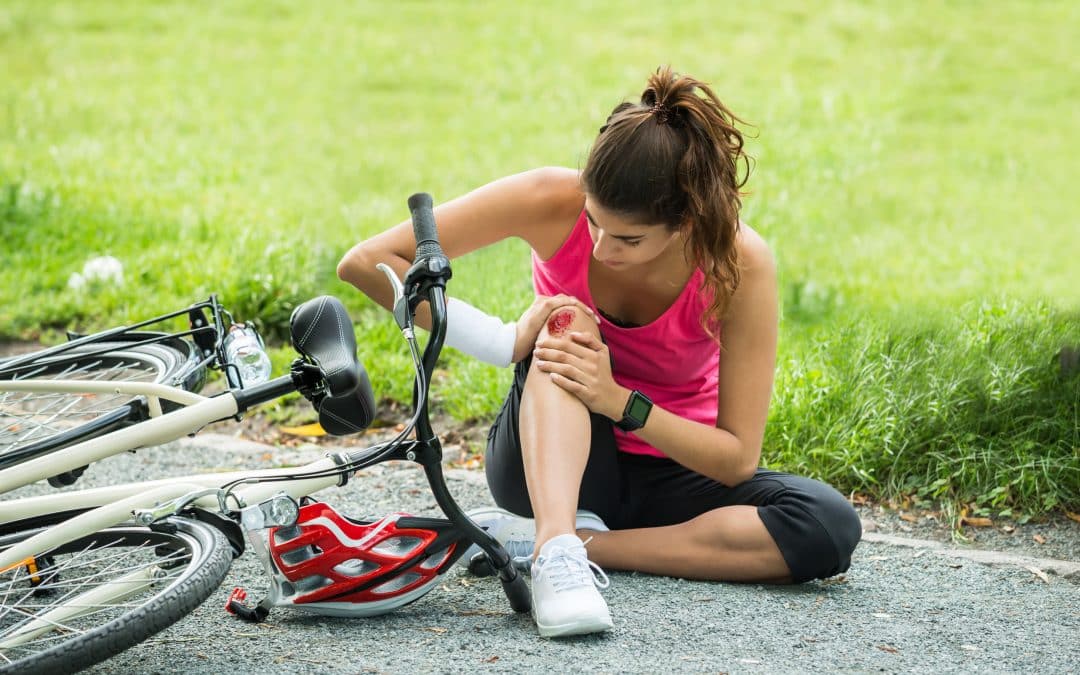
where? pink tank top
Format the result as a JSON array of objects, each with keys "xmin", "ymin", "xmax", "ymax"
[{"xmin": 532, "ymin": 210, "xmax": 720, "ymax": 458}]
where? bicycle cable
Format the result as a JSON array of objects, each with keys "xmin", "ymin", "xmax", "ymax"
[{"xmin": 217, "ymin": 323, "xmax": 430, "ymax": 502}]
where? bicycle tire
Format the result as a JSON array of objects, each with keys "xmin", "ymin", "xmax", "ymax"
[
  {"xmin": 0, "ymin": 516, "xmax": 232, "ymax": 674},
  {"xmin": 0, "ymin": 336, "xmax": 203, "ymax": 469}
]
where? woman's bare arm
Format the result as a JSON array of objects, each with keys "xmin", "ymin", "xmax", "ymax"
[{"xmin": 336, "ymin": 167, "xmax": 584, "ymax": 324}]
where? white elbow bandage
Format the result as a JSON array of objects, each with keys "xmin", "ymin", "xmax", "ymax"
[{"xmin": 444, "ymin": 297, "xmax": 516, "ymax": 368}]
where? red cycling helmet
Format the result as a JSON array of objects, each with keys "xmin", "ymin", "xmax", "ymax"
[{"xmin": 238, "ymin": 499, "xmax": 467, "ymax": 618}]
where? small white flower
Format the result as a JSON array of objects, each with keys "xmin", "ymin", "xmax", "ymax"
[
  {"xmin": 81, "ymin": 256, "xmax": 124, "ymax": 285},
  {"xmin": 67, "ymin": 272, "xmax": 86, "ymax": 291}
]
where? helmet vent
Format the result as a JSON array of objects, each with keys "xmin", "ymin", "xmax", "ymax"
[
  {"xmin": 294, "ymin": 575, "xmax": 333, "ymax": 594},
  {"xmin": 419, "ymin": 547, "xmax": 450, "ymax": 570},
  {"xmin": 273, "ymin": 526, "xmax": 303, "ymax": 545},
  {"xmin": 371, "ymin": 572, "xmax": 421, "ymax": 595},
  {"xmin": 332, "ymin": 558, "xmax": 379, "ymax": 577},
  {"xmin": 372, "ymin": 536, "xmax": 423, "ymax": 558},
  {"xmin": 279, "ymin": 544, "xmax": 322, "ymax": 566}
]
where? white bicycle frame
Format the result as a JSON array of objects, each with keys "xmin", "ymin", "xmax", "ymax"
[{"xmin": 0, "ymin": 378, "xmax": 345, "ymax": 576}]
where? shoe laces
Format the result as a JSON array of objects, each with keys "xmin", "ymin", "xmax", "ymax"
[
  {"xmin": 533, "ymin": 540, "xmax": 610, "ymax": 593},
  {"xmin": 505, "ymin": 540, "xmax": 534, "ymax": 568}
]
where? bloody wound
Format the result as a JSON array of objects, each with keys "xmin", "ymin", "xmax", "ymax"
[{"xmin": 546, "ymin": 309, "xmax": 575, "ymax": 336}]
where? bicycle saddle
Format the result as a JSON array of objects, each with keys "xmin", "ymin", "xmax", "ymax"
[
  {"xmin": 290, "ymin": 295, "xmax": 376, "ymax": 435},
  {"xmin": 316, "ymin": 368, "xmax": 375, "ymax": 435},
  {"xmin": 289, "ymin": 295, "xmax": 363, "ymax": 398}
]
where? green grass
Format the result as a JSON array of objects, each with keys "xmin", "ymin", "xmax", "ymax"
[
  {"xmin": 771, "ymin": 301, "xmax": 1078, "ymax": 517},
  {"xmin": 1, "ymin": 0, "xmax": 1077, "ymax": 517}
]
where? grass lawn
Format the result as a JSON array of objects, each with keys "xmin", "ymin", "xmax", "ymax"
[{"xmin": 1, "ymin": 0, "xmax": 1077, "ymax": 518}]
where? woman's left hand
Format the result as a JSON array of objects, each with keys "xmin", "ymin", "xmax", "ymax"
[{"xmin": 533, "ymin": 331, "xmax": 626, "ymax": 419}]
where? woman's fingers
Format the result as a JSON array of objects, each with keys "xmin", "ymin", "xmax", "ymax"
[
  {"xmin": 535, "ymin": 358, "xmax": 579, "ymax": 379},
  {"xmin": 547, "ymin": 371, "xmax": 586, "ymax": 394},
  {"xmin": 534, "ymin": 340, "xmax": 595, "ymax": 363},
  {"xmin": 541, "ymin": 295, "xmax": 600, "ymax": 324},
  {"xmin": 568, "ymin": 331, "xmax": 604, "ymax": 350},
  {"xmin": 536, "ymin": 332, "xmax": 602, "ymax": 357}
]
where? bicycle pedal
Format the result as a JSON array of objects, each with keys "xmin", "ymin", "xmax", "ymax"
[
  {"xmin": 225, "ymin": 586, "xmax": 271, "ymax": 623},
  {"xmin": 466, "ymin": 552, "xmax": 496, "ymax": 578}
]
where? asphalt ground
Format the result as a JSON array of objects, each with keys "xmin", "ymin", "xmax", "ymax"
[{"xmin": 8, "ymin": 432, "xmax": 1079, "ymax": 674}]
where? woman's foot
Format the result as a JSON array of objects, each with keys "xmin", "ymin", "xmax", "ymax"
[{"xmin": 530, "ymin": 534, "xmax": 613, "ymax": 637}]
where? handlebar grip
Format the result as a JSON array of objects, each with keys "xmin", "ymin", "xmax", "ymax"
[{"xmin": 407, "ymin": 192, "xmax": 444, "ymax": 259}]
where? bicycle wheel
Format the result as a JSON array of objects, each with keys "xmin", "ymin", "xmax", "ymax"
[
  {"xmin": 0, "ymin": 516, "xmax": 232, "ymax": 674},
  {"xmin": 0, "ymin": 337, "xmax": 202, "ymax": 469}
]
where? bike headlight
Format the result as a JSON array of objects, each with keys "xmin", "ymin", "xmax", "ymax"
[{"xmin": 241, "ymin": 493, "xmax": 300, "ymax": 530}]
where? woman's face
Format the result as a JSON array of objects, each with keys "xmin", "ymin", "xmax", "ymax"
[{"xmin": 583, "ymin": 197, "xmax": 680, "ymax": 270}]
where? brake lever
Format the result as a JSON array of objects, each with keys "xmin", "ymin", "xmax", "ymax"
[{"xmin": 376, "ymin": 263, "xmax": 412, "ymax": 332}]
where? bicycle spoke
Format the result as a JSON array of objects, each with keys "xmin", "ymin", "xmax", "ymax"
[
  {"xmin": 0, "ymin": 535, "xmax": 185, "ymax": 628},
  {"xmin": 0, "ymin": 346, "xmax": 175, "ymax": 458},
  {"xmin": 0, "ymin": 536, "xmax": 177, "ymax": 613},
  {"xmin": 0, "ymin": 524, "xmax": 212, "ymax": 670},
  {"xmin": 1, "ymin": 553, "xmax": 186, "ymax": 597},
  {"xmin": 0, "ymin": 538, "xmax": 106, "ymax": 627},
  {"xmin": 2, "ymin": 604, "xmax": 84, "ymax": 639}
]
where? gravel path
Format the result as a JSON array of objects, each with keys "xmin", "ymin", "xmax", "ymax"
[{"xmin": 8, "ymin": 431, "xmax": 1079, "ymax": 674}]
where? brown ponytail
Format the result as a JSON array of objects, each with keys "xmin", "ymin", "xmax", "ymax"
[{"xmin": 581, "ymin": 66, "xmax": 753, "ymax": 335}]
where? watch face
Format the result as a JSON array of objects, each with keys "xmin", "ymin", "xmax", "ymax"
[{"xmin": 626, "ymin": 393, "xmax": 652, "ymax": 422}]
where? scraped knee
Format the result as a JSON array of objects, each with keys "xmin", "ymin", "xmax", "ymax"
[{"xmin": 539, "ymin": 305, "xmax": 596, "ymax": 342}]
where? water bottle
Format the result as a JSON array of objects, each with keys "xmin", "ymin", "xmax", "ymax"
[{"xmin": 223, "ymin": 323, "xmax": 272, "ymax": 387}]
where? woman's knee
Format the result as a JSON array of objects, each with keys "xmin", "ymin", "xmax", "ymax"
[
  {"xmin": 538, "ymin": 304, "xmax": 599, "ymax": 343},
  {"xmin": 819, "ymin": 487, "xmax": 862, "ymax": 567},
  {"xmin": 760, "ymin": 478, "xmax": 862, "ymax": 582}
]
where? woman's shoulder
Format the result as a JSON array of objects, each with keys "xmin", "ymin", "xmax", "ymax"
[
  {"xmin": 516, "ymin": 167, "xmax": 585, "ymax": 219},
  {"xmin": 720, "ymin": 222, "xmax": 777, "ymax": 324},
  {"xmin": 501, "ymin": 167, "xmax": 585, "ymax": 253},
  {"xmin": 735, "ymin": 222, "xmax": 775, "ymax": 277}
]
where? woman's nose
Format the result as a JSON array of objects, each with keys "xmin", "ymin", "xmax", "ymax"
[{"xmin": 592, "ymin": 233, "xmax": 614, "ymax": 260}]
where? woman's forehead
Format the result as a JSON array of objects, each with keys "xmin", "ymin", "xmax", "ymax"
[{"xmin": 583, "ymin": 196, "xmax": 663, "ymax": 232}]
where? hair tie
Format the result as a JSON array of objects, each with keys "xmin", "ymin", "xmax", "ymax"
[{"xmin": 649, "ymin": 102, "xmax": 683, "ymax": 128}]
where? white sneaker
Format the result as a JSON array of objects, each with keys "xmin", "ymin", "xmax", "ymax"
[
  {"xmin": 459, "ymin": 507, "xmax": 608, "ymax": 572},
  {"xmin": 530, "ymin": 533, "xmax": 613, "ymax": 638}
]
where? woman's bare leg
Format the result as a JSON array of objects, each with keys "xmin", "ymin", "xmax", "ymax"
[{"xmin": 518, "ymin": 305, "xmax": 600, "ymax": 552}]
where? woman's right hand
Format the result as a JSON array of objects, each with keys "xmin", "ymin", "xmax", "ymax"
[{"xmin": 512, "ymin": 294, "xmax": 599, "ymax": 363}]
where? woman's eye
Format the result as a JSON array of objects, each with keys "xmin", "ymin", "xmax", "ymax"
[{"xmin": 624, "ymin": 239, "xmax": 643, "ymax": 247}]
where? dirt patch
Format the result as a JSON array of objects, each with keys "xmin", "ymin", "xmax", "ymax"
[
  {"xmin": 209, "ymin": 398, "xmax": 491, "ymax": 470},
  {"xmin": 857, "ymin": 502, "xmax": 1079, "ymax": 562},
  {"xmin": 0, "ymin": 341, "xmax": 43, "ymax": 358}
]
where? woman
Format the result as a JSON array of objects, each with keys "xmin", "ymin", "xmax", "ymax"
[{"xmin": 337, "ymin": 67, "xmax": 861, "ymax": 638}]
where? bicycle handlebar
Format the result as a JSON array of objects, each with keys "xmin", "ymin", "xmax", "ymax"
[{"xmin": 408, "ymin": 192, "xmax": 443, "ymax": 259}]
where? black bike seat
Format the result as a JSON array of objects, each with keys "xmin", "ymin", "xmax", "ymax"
[{"xmin": 289, "ymin": 296, "xmax": 360, "ymax": 398}]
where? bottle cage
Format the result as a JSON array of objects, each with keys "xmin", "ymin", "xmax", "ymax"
[{"xmin": 239, "ymin": 500, "xmax": 468, "ymax": 618}]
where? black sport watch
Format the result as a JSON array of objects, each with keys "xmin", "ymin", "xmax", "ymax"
[{"xmin": 615, "ymin": 390, "xmax": 653, "ymax": 432}]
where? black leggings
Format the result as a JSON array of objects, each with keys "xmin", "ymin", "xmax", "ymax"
[{"xmin": 485, "ymin": 359, "xmax": 863, "ymax": 583}]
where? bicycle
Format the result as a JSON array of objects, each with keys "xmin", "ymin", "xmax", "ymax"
[{"xmin": 0, "ymin": 193, "xmax": 530, "ymax": 674}]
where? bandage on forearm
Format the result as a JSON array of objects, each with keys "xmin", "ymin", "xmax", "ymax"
[{"xmin": 444, "ymin": 297, "xmax": 516, "ymax": 367}]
